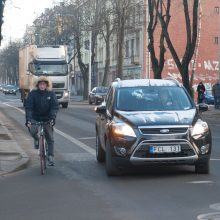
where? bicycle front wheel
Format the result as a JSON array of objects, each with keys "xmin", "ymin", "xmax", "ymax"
[{"xmin": 39, "ymin": 135, "xmax": 47, "ymax": 175}]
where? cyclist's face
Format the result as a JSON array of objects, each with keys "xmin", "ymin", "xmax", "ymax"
[{"xmin": 38, "ymin": 81, "xmax": 47, "ymax": 91}]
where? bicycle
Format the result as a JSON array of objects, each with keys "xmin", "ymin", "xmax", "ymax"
[{"xmin": 32, "ymin": 121, "xmax": 49, "ymax": 175}]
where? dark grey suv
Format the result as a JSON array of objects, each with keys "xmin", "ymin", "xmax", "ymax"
[{"xmin": 95, "ymin": 79, "xmax": 212, "ymax": 176}]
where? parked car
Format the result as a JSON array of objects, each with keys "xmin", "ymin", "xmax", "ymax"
[
  {"xmin": 95, "ymin": 78, "xmax": 211, "ymax": 176},
  {"xmin": 88, "ymin": 86, "xmax": 108, "ymax": 105},
  {"xmin": 3, "ymin": 85, "xmax": 17, "ymax": 95},
  {"xmin": 204, "ymin": 89, "xmax": 214, "ymax": 105},
  {"xmin": 0, "ymin": 84, "xmax": 4, "ymax": 91}
]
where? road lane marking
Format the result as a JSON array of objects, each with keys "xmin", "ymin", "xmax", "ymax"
[
  {"xmin": 3, "ymin": 103, "xmax": 96, "ymax": 156},
  {"xmin": 54, "ymin": 128, "xmax": 96, "ymax": 156},
  {"xmin": 2, "ymin": 103, "xmax": 24, "ymax": 114},
  {"xmin": 78, "ymin": 137, "xmax": 96, "ymax": 140},
  {"xmin": 2, "ymin": 102, "xmax": 220, "ymax": 159},
  {"xmin": 210, "ymin": 203, "xmax": 220, "ymax": 211},
  {"xmin": 197, "ymin": 212, "xmax": 220, "ymax": 220},
  {"xmin": 188, "ymin": 181, "xmax": 214, "ymax": 184}
]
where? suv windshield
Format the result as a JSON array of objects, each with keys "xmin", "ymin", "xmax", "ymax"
[{"xmin": 116, "ymin": 86, "xmax": 193, "ymax": 111}]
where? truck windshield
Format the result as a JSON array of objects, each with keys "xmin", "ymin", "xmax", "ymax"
[{"xmin": 34, "ymin": 63, "xmax": 68, "ymax": 76}]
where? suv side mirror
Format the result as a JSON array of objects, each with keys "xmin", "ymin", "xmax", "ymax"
[{"xmin": 95, "ymin": 105, "xmax": 106, "ymax": 114}]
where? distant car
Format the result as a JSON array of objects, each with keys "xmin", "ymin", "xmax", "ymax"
[
  {"xmin": 88, "ymin": 86, "xmax": 108, "ymax": 105},
  {"xmin": 95, "ymin": 78, "xmax": 211, "ymax": 176},
  {"xmin": 3, "ymin": 85, "xmax": 17, "ymax": 95},
  {"xmin": 204, "ymin": 89, "xmax": 214, "ymax": 105}
]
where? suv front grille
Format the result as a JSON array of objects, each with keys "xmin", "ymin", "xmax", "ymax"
[{"xmin": 139, "ymin": 127, "xmax": 188, "ymax": 135}]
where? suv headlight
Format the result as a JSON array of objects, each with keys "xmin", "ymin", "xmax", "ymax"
[
  {"xmin": 112, "ymin": 123, "xmax": 136, "ymax": 137},
  {"xmin": 191, "ymin": 119, "xmax": 209, "ymax": 139}
]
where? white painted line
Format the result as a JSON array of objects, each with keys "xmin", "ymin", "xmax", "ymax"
[
  {"xmin": 3, "ymin": 102, "xmax": 220, "ymax": 160},
  {"xmin": 78, "ymin": 137, "xmax": 96, "ymax": 140},
  {"xmin": 188, "ymin": 181, "xmax": 214, "ymax": 184},
  {"xmin": 197, "ymin": 212, "xmax": 220, "ymax": 220},
  {"xmin": 3, "ymin": 103, "xmax": 96, "ymax": 156},
  {"xmin": 210, "ymin": 203, "xmax": 220, "ymax": 211},
  {"xmin": 54, "ymin": 128, "xmax": 96, "ymax": 156},
  {"xmin": 3, "ymin": 103, "xmax": 25, "ymax": 114}
]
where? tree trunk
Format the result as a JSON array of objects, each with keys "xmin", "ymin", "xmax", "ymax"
[{"xmin": 102, "ymin": 34, "xmax": 110, "ymax": 86}]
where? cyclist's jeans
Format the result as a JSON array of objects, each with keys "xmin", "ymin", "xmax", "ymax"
[{"xmin": 28, "ymin": 120, "xmax": 54, "ymax": 156}]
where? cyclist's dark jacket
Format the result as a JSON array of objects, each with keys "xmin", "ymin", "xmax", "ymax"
[{"xmin": 25, "ymin": 89, "xmax": 59, "ymax": 123}]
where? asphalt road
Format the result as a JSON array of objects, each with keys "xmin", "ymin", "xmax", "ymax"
[{"xmin": 0, "ymin": 93, "xmax": 220, "ymax": 220}]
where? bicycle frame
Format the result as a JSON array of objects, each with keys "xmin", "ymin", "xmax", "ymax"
[{"xmin": 32, "ymin": 121, "xmax": 49, "ymax": 175}]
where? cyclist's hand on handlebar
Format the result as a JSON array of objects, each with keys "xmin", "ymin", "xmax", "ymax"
[
  {"xmin": 26, "ymin": 121, "xmax": 31, "ymax": 128},
  {"xmin": 50, "ymin": 119, "xmax": 55, "ymax": 126}
]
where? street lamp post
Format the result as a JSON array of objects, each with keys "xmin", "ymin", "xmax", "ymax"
[{"xmin": 88, "ymin": 31, "xmax": 92, "ymax": 95}]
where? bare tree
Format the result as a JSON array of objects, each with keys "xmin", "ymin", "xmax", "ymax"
[
  {"xmin": 0, "ymin": 41, "xmax": 22, "ymax": 84},
  {"xmin": 111, "ymin": 0, "xmax": 133, "ymax": 79},
  {"xmin": 156, "ymin": 0, "xmax": 199, "ymax": 95},
  {"xmin": 98, "ymin": 0, "xmax": 115, "ymax": 86},
  {"xmin": 148, "ymin": 0, "xmax": 170, "ymax": 79}
]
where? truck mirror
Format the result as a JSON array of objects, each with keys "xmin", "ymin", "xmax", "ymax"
[{"xmin": 28, "ymin": 62, "xmax": 34, "ymax": 73}]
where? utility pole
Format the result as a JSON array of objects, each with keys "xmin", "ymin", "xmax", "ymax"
[{"xmin": 88, "ymin": 31, "xmax": 92, "ymax": 94}]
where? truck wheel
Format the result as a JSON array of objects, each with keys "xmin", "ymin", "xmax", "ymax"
[
  {"xmin": 96, "ymin": 132, "xmax": 105, "ymax": 163},
  {"xmin": 105, "ymin": 140, "xmax": 120, "ymax": 176},
  {"xmin": 195, "ymin": 160, "xmax": 210, "ymax": 174},
  {"xmin": 62, "ymin": 103, "xmax": 68, "ymax": 108}
]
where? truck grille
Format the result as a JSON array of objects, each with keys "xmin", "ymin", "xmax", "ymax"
[
  {"xmin": 53, "ymin": 83, "xmax": 65, "ymax": 89},
  {"xmin": 55, "ymin": 91, "xmax": 63, "ymax": 99}
]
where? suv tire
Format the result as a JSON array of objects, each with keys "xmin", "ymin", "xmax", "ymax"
[
  {"xmin": 89, "ymin": 98, "xmax": 92, "ymax": 104},
  {"xmin": 195, "ymin": 160, "xmax": 209, "ymax": 174},
  {"xmin": 96, "ymin": 132, "xmax": 105, "ymax": 162},
  {"xmin": 105, "ymin": 140, "xmax": 120, "ymax": 176}
]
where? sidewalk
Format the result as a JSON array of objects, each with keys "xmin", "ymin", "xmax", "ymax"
[{"xmin": 0, "ymin": 116, "xmax": 29, "ymax": 176}]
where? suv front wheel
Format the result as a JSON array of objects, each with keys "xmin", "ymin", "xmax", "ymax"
[
  {"xmin": 195, "ymin": 159, "xmax": 210, "ymax": 174},
  {"xmin": 96, "ymin": 132, "xmax": 105, "ymax": 162},
  {"xmin": 105, "ymin": 140, "xmax": 120, "ymax": 176}
]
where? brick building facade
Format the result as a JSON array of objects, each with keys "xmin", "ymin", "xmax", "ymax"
[{"xmin": 152, "ymin": 1, "xmax": 219, "ymax": 91}]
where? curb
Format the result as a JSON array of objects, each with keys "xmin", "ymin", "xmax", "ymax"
[{"xmin": 0, "ymin": 114, "xmax": 30, "ymax": 176}]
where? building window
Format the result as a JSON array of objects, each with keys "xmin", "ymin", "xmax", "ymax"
[
  {"xmin": 214, "ymin": 37, "xmax": 218, "ymax": 44},
  {"xmin": 125, "ymin": 40, "xmax": 130, "ymax": 57},
  {"xmin": 136, "ymin": 32, "xmax": 140, "ymax": 56},
  {"xmin": 131, "ymin": 39, "xmax": 134, "ymax": 57},
  {"xmin": 214, "ymin": 6, "xmax": 219, "ymax": 14}
]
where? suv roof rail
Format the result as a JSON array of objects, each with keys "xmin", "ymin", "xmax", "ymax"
[{"xmin": 164, "ymin": 76, "xmax": 181, "ymax": 87}]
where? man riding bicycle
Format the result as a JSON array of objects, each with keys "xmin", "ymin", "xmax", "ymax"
[{"xmin": 25, "ymin": 76, "xmax": 59, "ymax": 166}]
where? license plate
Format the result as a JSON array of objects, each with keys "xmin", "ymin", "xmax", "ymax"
[{"xmin": 149, "ymin": 145, "xmax": 181, "ymax": 153}]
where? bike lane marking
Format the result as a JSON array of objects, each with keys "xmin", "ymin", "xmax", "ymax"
[
  {"xmin": 3, "ymin": 102, "xmax": 96, "ymax": 156},
  {"xmin": 3, "ymin": 102, "xmax": 220, "ymax": 160}
]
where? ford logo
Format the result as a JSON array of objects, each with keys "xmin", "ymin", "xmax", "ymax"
[{"xmin": 160, "ymin": 129, "xmax": 170, "ymax": 134}]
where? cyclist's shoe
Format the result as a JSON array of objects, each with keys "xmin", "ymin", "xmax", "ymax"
[
  {"xmin": 48, "ymin": 156, "xmax": 55, "ymax": 166},
  {"xmin": 34, "ymin": 139, "xmax": 39, "ymax": 149}
]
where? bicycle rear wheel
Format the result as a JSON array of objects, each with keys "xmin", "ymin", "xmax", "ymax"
[{"xmin": 39, "ymin": 135, "xmax": 47, "ymax": 175}]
